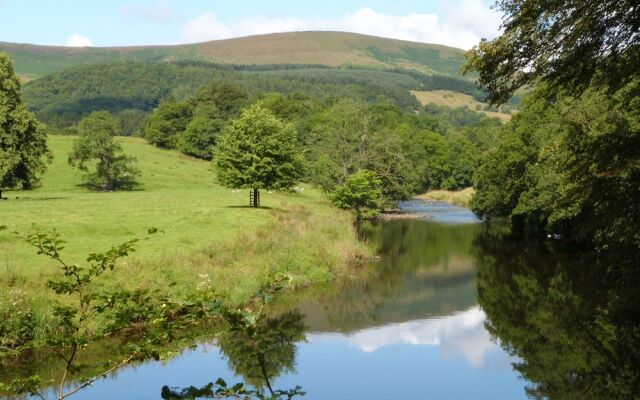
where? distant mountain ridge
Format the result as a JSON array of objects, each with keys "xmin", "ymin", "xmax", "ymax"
[{"xmin": 0, "ymin": 31, "xmax": 466, "ymax": 79}]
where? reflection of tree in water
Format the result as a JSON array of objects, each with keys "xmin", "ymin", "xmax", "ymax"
[
  {"xmin": 475, "ymin": 230, "xmax": 640, "ymax": 399},
  {"xmin": 161, "ymin": 310, "xmax": 306, "ymax": 400},
  {"xmin": 320, "ymin": 220, "xmax": 480, "ymax": 331},
  {"xmin": 218, "ymin": 310, "xmax": 306, "ymax": 392}
]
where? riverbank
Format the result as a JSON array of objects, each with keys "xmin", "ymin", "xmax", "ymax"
[
  {"xmin": 0, "ymin": 136, "xmax": 371, "ymax": 338},
  {"xmin": 416, "ymin": 188, "xmax": 475, "ymax": 208}
]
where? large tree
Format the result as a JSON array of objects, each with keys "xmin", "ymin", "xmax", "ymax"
[
  {"xmin": 68, "ymin": 111, "xmax": 139, "ymax": 191},
  {"xmin": 466, "ymin": 0, "xmax": 640, "ymax": 252},
  {"xmin": 213, "ymin": 103, "xmax": 303, "ymax": 207},
  {"xmin": 0, "ymin": 53, "xmax": 51, "ymax": 199},
  {"xmin": 464, "ymin": 0, "xmax": 640, "ymax": 104}
]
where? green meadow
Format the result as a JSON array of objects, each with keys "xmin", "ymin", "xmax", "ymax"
[{"xmin": 0, "ymin": 135, "xmax": 369, "ymax": 312}]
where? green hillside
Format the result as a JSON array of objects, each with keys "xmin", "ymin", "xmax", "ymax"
[
  {"xmin": 0, "ymin": 31, "xmax": 465, "ymax": 80},
  {"xmin": 21, "ymin": 60, "xmax": 489, "ymax": 130},
  {"xmin": 0, "ymin": 135, "xmax": 368, "ymax": 307}
]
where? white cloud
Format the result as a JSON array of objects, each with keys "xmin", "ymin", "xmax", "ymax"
[
  {"xmin": 308, "ymin": 306, "xmax": 516, "ymax": 368},
  {"xmin": 120, "ymin": 1, "xmax": 174, "ymax": 23},
  {"xmin": 181, "ymin": 0, "xmax": 501, "ymax": 49},
  {"xmin": 65, "ymin": 34, "xmax": 93, "ymax": 47}
]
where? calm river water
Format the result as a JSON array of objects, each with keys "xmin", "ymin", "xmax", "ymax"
[
  {"xmin": 64, "ymin": 201, "xmax": 527, "ymax": 399},
  {"xmin": 11, "ymin": 200, "xmax": 640, "ymax": 399}
]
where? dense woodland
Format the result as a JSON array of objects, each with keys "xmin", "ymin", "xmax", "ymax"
[
  {"xmin": 22, "ymin": 61, "xmax": 482, "ymax": 130},
  {"xmin": 138, "ymin": 79, "xmax": 501, "ymax": 201}
]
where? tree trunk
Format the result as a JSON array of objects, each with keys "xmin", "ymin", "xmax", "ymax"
[
  {"xmin": 0, "ymin": 189, "xmax": 3, "ymax": 199},
  {"xmin": 252, "ymin": 188, "xmax": 260, "ymax": 208}
]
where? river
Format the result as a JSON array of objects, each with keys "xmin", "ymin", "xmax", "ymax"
[{"xmin": 6, "ymin": 200, "xmax": 640, "ymax": 399}]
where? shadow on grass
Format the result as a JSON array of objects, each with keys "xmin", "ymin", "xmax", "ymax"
[
  {"xmin": 225, "ymin": 205, "xmax": 284, "ymax": 211},
  {"xmin": 75, "ymin": 181, "xmax": 144, "ymax": 192},
  {"xmin": 12, "ymin": 196, "xmax": 68, "ymax": 201}
]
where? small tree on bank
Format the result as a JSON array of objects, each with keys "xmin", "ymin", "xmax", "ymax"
[
  {"xmin": 0, "ymin": 53, "xmax": 51, "ymax": 199},
  {"xmin": 68, "ymin": 111, "xmax": 139, "ymax": 191},
  {"xmin": 213, "ymin": 103, "xmax": 303, "ymax": 207},
  {"xmin": 330, "ymin": 170, "xmax": 383, "ymax": 220}
]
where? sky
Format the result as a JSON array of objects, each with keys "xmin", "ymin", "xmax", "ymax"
[{"xmin": 0, "ymin": 0, "xmax": 502, "ymax": 50}]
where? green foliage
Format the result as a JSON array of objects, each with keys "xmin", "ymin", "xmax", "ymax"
[
  {"xmin": 143, "ymin": 98, "xmax": 193, "ymax": 148},
  {"xmin": 306, "ymin": 99, "xmax": 418, "ymax": 201},
  {"xmin": 214, "ymin": 103, "xmax": 304, "ymax": 194},
  {"xmin": 472, "ymin": 81, "xmax": 640, "ymax": 251},
  {"xmin": 0, "ymin": 299, "xmax": 37, "ymax": 350},
  {"xmin": 463, "ymin": 0, "xmax": 640, "ymax": 104},
  {"xmin": 2, "ymin": 229, "xmax": 220, "ymax": 399},
  {"xmin": 475, "ymin": 230, "xmax": 640, "ymax": 399},
  {"xmin": 68, "ymin": 111, "xmax": 139, "ymax": 191},
  {"xmin": 0, "ymin": 376, "xmax": 43, "ymax": 400},
  {"xmin": 0, "ymin": 53, "xmax": 51, "ymax": 198},
  {"xmin": 330, "ymin": 170, "xmax": 383, "ymax": 220},
  {"xmin": 161, "ymin": 378, "xmax": 304, "ymax": 400},
  {"xmin": 161, "ymin": 276, "xmax": 306, "ymax": 400}
]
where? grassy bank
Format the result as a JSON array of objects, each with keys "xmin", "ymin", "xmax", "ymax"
[
  {"xmin": 0, "ymin": 135, "xmax": 370, "ymax": 324},
  {"xmin": 416, "ymin": 187, "xmax": 475, "ymax": 208}
]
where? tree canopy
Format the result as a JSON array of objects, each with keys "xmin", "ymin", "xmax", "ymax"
[
  {"xmin": 464, "ymin": 0, "xmax": 640, "ymax": 104},
  {"xmin": 466, "ymin": 0, "xmax": 640, "ymax": 252},
  {"xmin": 330, "ymin": 170, "xmax": 383, "ymax": 220},
  {"xmin": 213, "ymin": 103, "xmax": 303, "ymax": 204},
  {"xmin": 68, "ymin": 111, "xmax": 139, "ymax": 191},
  {"xmin": 0, "ymin": 53, "xmax": 51, "ymax": 199}
]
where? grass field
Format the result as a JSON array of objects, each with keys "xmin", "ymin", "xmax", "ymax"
[
  {"xmin": 411, "ymin": 90, "xmax": 513, "ymax": 122},
  {"xmin": 416, "ymin": 187, "xmax": 475, "ymax": 207},
  {"xmin": 1, "ymin": 31, "xmax": 465, "ymax": 78},
  {"xmin": 0, "ymin": 136, "xmax": 370, "ymax": 317}
]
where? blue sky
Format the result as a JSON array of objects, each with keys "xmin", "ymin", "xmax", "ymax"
[{"xmin": 0, "ymin": 0, "xmax": 501, "ymax": 49}]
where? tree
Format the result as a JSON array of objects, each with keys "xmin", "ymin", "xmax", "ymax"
[
  {"xmin": 465, "ymin": 1, "xmax": 640, "ymax": 251},
  {"xmin": 463, "ymin": 0, "xmax": 640, "ymax": 104},
  {"xmin": 213, "ymin": 103, "xmax": 303, "ymax": 207},
  {"xmin": 177, "ymin": 105, "xmax": 224, "ymax": 159},
  {"xmin": 0, "ymin": 53, "xmax": 51, "ymax": 199},
  {"xmin": 142, "ymin": 98, "xmax": 192, "ymax": 148},
  {"xmin": 68, "ymin": 111, "xmax": 139, "ymax": 191},
  {"xmin": 330, "ymin": 170, "xmax": 383, "ymax": 220}
]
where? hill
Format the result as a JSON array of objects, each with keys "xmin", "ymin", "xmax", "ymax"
[
  {"xmin": 0, "ymin": 31, "xmax": 465, "ymax": 80},
  {"xmin": 0, "ymin": 136, "xmax": 368, "ymax": 307}
]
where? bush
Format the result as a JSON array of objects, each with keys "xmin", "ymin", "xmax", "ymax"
[
  {"xmin": 0, "ymin": 293, "xmax": 37, "ymax": 350},
  {"xmin": 330, "ymin": 170, "xmax": 383, "ymax": 220}
]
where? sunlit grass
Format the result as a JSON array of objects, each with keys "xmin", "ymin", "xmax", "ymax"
[
  {"xmin": 0, "ymin": 135, "xmax": 370, "ymax": 314},
  {"xmin": 416, "ymin": 187, "xmax": 475, "ymax": 208},
  {"xmin": 411, "ymin": 90, "xmax": 512, "ymax": 122}
]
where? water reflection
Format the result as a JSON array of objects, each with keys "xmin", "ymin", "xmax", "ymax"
[
  {"xmin": 218, "ymin": 310, "xmax": 305, "ymax": 393},
  {"xmin": 475, "ymin": 229, "xmax": 640, "ymax": 399},
  {"xmin": 2, "ymin": 202, "xmax": 572, "ymax": 400},
  {"xmin": 294, "ymin": 210, "xmax": 482, "ymax": 334},
  {"xmin": 161, "ymin": 310, "xmax": 306, "ymax": 400},
  {"xmin": 309, "ymin": 306, "xmax": 501, "ymax": 366}
]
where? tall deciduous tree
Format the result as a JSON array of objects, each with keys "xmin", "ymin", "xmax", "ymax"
[
  {"xmin": 0, "ymin": 53, "xmax": 51, "ymax": 199},
  {"xmin": 465, "ymin": 0, "xmax": 640, "ymax": 252},
  {"xmin": 68, "ymin": 111, "xmax": 139, "ymax": 191},
  {"xmin": 463, "ymin": 0, "xmax": 640, "ymax": 104},
  {"xmin": 213, "ymin": 103, "xmax": 303, "ymax": 207}
]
